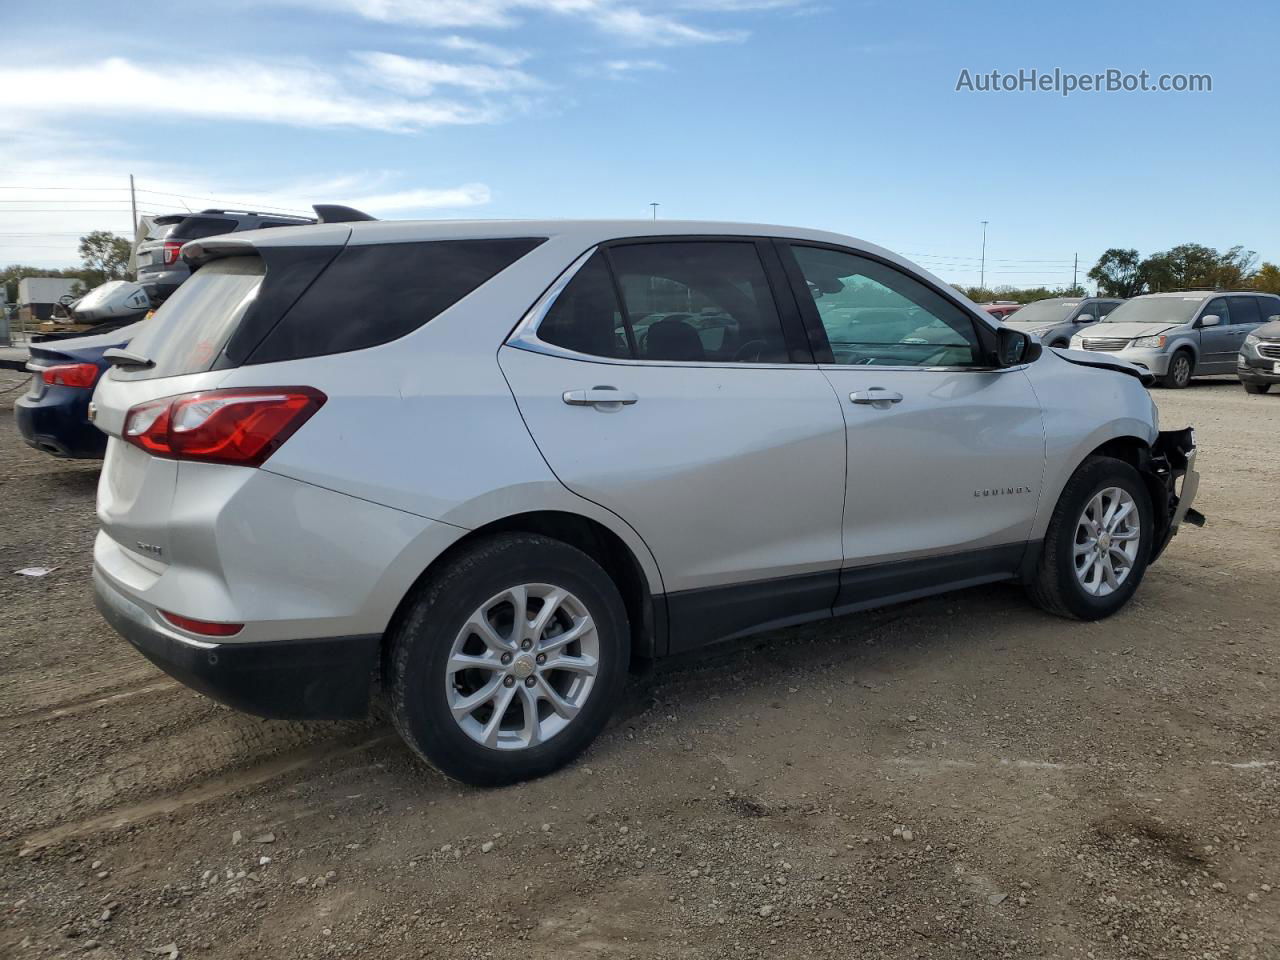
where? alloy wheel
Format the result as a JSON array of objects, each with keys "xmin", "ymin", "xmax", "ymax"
[
  {"xmin": 1073, "ymin": 487, "xmax": 1141, "ymax": 597},
  {"xmin": 445, "ymin": 584, "xmax": 599, "ymax": 750}
]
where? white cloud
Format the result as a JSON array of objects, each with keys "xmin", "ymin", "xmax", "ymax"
[
  {"xmin": 601, "ymin": 58, "xmax": 668, "ymax": 73},
  {"xmin": 0, "ymin": 56, "xmax": 507, "ymax": 134},
  {"xmin": 355, "ymin": 51, "xmax": 539, "ymax": 95},
  {"xmin": 0, "ymin": 124, "xmax": 492, "ymax": 267},
  {"xmin": 434, "ymin": 35, "xmax": 531, "ymax": 66},
  {"xmin": 287, "ymin": 0, "xmax": 756, "ymax": 45}
]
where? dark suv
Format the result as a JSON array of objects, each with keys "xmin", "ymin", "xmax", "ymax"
[{"xmin": 136, "ymin": 209, "xmax": 314, "ymax": 303}]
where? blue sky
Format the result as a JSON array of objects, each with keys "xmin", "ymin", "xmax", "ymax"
[{"xmin": 1, "ymin": 0, "xmax": 1276, "ymax": 289}]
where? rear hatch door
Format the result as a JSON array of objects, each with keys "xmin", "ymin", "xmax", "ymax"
[{"xmin": 92, "ymin": 258, "xmax": 266, "ymax": 569}]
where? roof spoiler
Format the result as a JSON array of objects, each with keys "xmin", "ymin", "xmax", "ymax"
[{"xmin": 313, "ymin": 204, "xmax": 377, "ymax": 224}]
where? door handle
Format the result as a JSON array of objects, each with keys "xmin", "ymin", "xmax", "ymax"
[
  {"xmin": 850, "ymin": 388, "xmax": 903, "ymax": 405},
  {"xmin": 562, "ymin": 386, "xmax": 639, "ymax": 408}
]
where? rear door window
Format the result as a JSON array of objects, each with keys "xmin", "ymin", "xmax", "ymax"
[
  {"xmin": 113, "ymin": 257, "xmax": 264, "ymax": 380},
  {"xmin": 1227, "ymin": 296, "xmax": 1261, "ymax": 326}
]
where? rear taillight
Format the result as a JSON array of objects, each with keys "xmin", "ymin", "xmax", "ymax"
[
  {"xmin": 42, "ymin": 363, "xmax": 101, "ymax": 388},
  {"xmin": 162, "ymin": 239, "xmax": 184, "ymax": 265},
  {"xmin": 160, "ymin": 610, "xmax": 244, "ymax": 637},
  {"xmin": 123, "ymin": 387, "xmax": 326, "ymax": 467}
]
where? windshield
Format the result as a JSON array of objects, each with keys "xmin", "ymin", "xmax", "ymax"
[
  {"xmin": 1005, "ymin": 299, "xmax": 1078, "ymax": 325},
  {"xmin": 1101, "ymin": 296, "xmax": 1202, "ymax": 325},
  {"xmin": 114, "ymin": 257, "xmax": 264, "ymax": 379}
]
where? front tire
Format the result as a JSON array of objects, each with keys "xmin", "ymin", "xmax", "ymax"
[
  {"xmin": 1243, "ymin": 382, "xmax": 1271, "ymax": 395},
  {"xmin": 1027, "ymin": 456, "xmax": 1154, "ymax": 620},
  {"xmin": 1160, "ymin": 350, "xmax": 1193, "ymax": 389},
  {"xmin": 388, "ymin": 533, "xmax": 630, "ymax": 786}
]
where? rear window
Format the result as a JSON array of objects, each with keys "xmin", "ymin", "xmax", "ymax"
[
  {"xmin": 170, "ymin": 215, "xmax": 238, "ymax": 241},
  {"xmin": 145, "ymin": 221, "xmax": 177, "ymax": 241},
  {"xmin": 114, "ymin": 258, "xmax": 264, "ymax": 380},
  {"xmin": 245, "ymin": 238, "xmax": 545, "ymax": 364}
]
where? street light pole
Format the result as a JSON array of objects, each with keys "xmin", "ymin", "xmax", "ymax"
[
  {"xmin": 650, "ymin": 202, "xmax": 659, "ymax": 221},
  {"xmin": 979, "ymin": 220, "xmax": 989, "ymax": 292}
]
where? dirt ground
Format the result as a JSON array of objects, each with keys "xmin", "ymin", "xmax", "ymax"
[{"xmin": 1, "ymin": 372, "xmax": 1277, "ymax": 960}]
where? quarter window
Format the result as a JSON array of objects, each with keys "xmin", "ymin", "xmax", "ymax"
[{"xmin": 787, "ymin": 245, "xmax": 981, "ymax": 367}]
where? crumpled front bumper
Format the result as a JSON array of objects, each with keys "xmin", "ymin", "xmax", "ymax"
[{"xmin": 1145, "ymin": 427, "xmax": 1203, "ymax": 562}]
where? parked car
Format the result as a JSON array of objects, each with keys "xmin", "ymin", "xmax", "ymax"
[
  {"xmin": 136, "ymin": 209, "xmax": 314, "ymax": 303},
  {"xmin": 1238, "ymin": 314, "xmax": 1280, "ymax": 394},
  {"xmin": 1002, "ymin": 296, "xmax": 1124, "ymax": 348},
  {"xmin": 981, "ymin": 301, "xmax": 1022, "ymax": 320},
  {"xmin": 16, "ymin": 282, "xmax": 152, "ymax": 458},
  {"xmin": 1070, "ymin": 290, "xmax": 1280, "ymax": 388},
  {"xmin": 90, "ymin": 217, "xmax": 1201, "ymax": 787}
]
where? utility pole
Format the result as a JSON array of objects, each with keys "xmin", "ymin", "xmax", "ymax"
[
  {"xmin": 129, "ymin": 174, "xmax": 138, "ymax": 237},
  {"xmin": 649, "ymin": 202, "xmax": 659, "ymax": 221},
  {"xmin": 1072, "ymin": 252, "xmax": 1078, "ymax": 292},
  {"xmin": 979, "ymin": 220, "xmax": 989, "ymax": 291}
]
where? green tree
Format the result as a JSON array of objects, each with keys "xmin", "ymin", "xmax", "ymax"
[
  {"xmin": 77, "ymin": 231, "xmax": 133, "ymax": 288},
  {"xmin": 1254, "ymin": 262, "xmax": 1280, "ymax": 294},
  {"xmin": 1139, "ymin": 243, "xmax": 1257, "ymax": 291},
  {"xmin": 1088, "ymin": 249, "xmax": 1144, "ymax": 298}
]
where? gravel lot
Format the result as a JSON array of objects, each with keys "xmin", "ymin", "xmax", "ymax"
[{"xmin": 1, "ymin": 373, "xmax": 1277, "ymax": 959}]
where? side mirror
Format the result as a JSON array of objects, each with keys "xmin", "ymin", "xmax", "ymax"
[
  {"xmin": 1075, "ymin": 314, "xmax": 1095, "ymax": 324},
  {"xmin": 1200, "ymin": 315, "xmax": 1220, "ymax": 327},
  {"xmin": 995, "ymin": 326, "xmax": 1040, "ymax": 366}
]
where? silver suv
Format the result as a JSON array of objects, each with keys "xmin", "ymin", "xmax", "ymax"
[
  {"xmin": 1070, "ymin": 290, "xmax": 1280, "ymax": 388},
  {"xmin": 1002, "ymin": 296, "xmax": 1124, "ymax": 348},
  {"xmin": 91, "ymin": 217, "xmax": 1201, "ymax": 785}
]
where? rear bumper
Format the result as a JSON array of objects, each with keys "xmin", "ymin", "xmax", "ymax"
[
  {"xmin": 14, "ymin": 389, "xmax": 107, "ymax": 458},
  {"xmin": 135, "ymin": 265, "xmax": 188, "ymax": 302},
  {"xmin": 94, "ymin": 567, "xmax": 379, "ymax": 720}
]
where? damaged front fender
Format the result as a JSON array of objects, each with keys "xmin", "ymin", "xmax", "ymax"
[{"xmin": 1140, "ymin": 427, "xmax": 1204, "ymax": 563}]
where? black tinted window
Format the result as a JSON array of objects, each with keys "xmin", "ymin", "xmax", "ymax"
[
  {"xmin": 1260, "ymin": 298, "xmax": 1280, "ymax": 323},
  {"xmin": 538, "ymin": 253, "xmax": 629, "ymax": 358},
  {"xmin": 788, "ymin": 245, "xmax": 980, "ymax": 367},
  {"xmin": 1227, "ymin": 296, "xmax": 1261, "ymax": 326},
  {"xmin": 171, "ymin": 216, "xmax": 237, "ymax": 241},
  {"xmin": 248, "ymin": 238, "xmax": 544, "ymax": 364},
  {"xmin": 609, "ymin": 242, "xmax": 789, "ymax": 363}
]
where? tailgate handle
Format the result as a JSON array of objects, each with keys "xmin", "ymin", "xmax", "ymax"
[{"xmin": 562, "ymin": 386, "xmax": 639, "ymax": 408}]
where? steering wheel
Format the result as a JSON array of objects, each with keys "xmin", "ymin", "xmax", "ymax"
[{"xmin": 732, "ymin": 339, "xmax": 770, "ymax": 363}]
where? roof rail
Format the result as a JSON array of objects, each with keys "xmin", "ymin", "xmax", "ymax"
[
  {"xmin": 196, "ymin": 208, "xmax": 315, "ymax": 221},
  {"xmin": 313, "ymin": 204, "xmax": 378, "ymax": 224}
]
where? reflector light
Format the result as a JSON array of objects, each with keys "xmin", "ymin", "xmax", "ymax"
[{"xmin": 160, "ymin": 610, "xmax": 244, "ymax": 637}]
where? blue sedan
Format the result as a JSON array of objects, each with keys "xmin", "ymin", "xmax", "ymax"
[{"xmin": 15, "ymin": 322, "xmax": 143, "ymax": 458}]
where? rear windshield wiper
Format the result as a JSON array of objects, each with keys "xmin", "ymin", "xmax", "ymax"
[{"xmin": 103, "ymin": 348, "xmax": 154, "ymax": 369}]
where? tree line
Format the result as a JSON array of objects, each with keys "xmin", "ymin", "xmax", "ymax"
[
  {"xmin": 956, "ymin": 242, "xmax": 1280, "ymax": 304},
  {"xmin": 2, "ymin": 231, "xmax": 133, "ymax": 303}
]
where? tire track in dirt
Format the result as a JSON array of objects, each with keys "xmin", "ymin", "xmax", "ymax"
[{"xmin": 17, "ymin": 731, "xmax": 394, "ymax": 856}]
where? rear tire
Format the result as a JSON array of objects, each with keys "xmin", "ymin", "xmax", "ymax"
[
  {"xmin": 1243, "ymin": 382, "xmax": 1271, "ymax": 395},
  {"xmin": 1160, "ymin": 350, "xmax": 1193, "ymax": 389},
  {"xmin": 1026, "ymin": 456, "xmax": 1154, "ymax": 621},
  {"xmin": 388, "ymin": 533, "xmax": 630, "ymax": 787}
]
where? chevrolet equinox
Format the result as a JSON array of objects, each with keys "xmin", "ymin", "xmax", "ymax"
[{"xmin": 91, "ymin": 213, "xmax": 1201, "ymax": 786}]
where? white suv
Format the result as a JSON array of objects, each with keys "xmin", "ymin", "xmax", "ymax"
[{"xmin": 91, "ymin": 215, "xmax": 1201, "ymax": 785}]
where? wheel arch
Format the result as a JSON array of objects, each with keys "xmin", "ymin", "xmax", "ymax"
[{"xmin": 382, "ymin": 510, "xmax": 664, "ymax": 677}]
